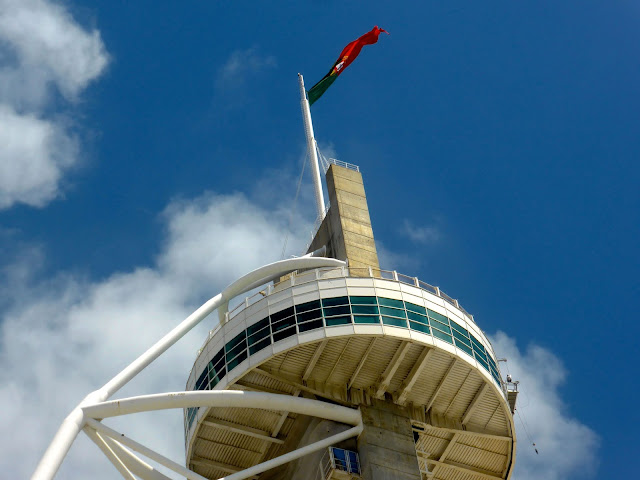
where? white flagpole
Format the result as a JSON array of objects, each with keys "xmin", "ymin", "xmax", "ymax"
[{"xmin": 298, "ymin": 73, "xmax": 326, "ymax": 222}]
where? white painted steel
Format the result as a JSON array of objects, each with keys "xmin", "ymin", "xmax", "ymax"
[
  {"xmin": 32, "ymin": 256, "xmax": 346, "ymax": 480},
  {"xmin": 82, "ymin": 390, "xmax": 364, "ymax": 480},
  {"xmin": 298, "ymin": 73, "xmax": 326, "ymax": 223},
  {"xmin": 99, "ymin": 434, "xmax": 174, "ymax": 480},
  {"xmin": 86, "ymin": 418, "xmax": 212, "ymax": 480},
  {"xmin": 83, "ymin": 427, "xmax": 136, "ymax": 480},
  {"xmin": 82, "ymin": 391, "xmax": 362, "ymax": 427}
]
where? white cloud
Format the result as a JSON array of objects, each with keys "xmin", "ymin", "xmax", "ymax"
[
  {"xmin": 490, "ymin": 332, "xmax": 600, "ymax": 480},
  {"xmin": 0, "ymin": 105, "xmax": 78, "ymax": 208},
  {"xmin": 0, "ymin": 0, "xmax": 109, "ymax": 209},
  {"xmin": 401, "ymin": 218, "xmax": 442, "ymax": 245},
  {"xmin": 216, "ymin": 47, "xmax": 276, "ymax": 92},
  {"xmin": 0, "ymin": 191, "xmax": 309, "ymax": 479}
]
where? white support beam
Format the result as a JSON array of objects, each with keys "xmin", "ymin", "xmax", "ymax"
[
  {"xmin": 397, "ymin": 348, "xmax": 433, "ymax": 405},
  {"xmin": 252, "ymin": 368, "xmax": 350, "ymax": 405},
  {"xmin": 83, "ymin": 391, "xmax": 361, "ymax": 426},
  {"xmin": 100, "ymin": 434, "xmax": 173, "ymax": 480},
  {"xmin": 462, "ymin": 383, "xmax": 488, "ymax": 425},
  {"xmin": 303, "ymin": 340, "xmax": 327, "ymax": 381},
  {"xmin": 83, "ymin": 427, "xmax": 136, "ymax": 480},
  {"xmin": 422, "ymin": 458, "xmax": 503, "ymax": 480},
  {"xmin": 348, "ymin": 338, "xmax": 376, "ymax": 389},
  {"xmin": 376, "ymin": 341, "xmax": 411, "ymax": 398},
  {"xmin": 86, "ymin": 419, "xmax": 211, "ymax": 480},
  {"xmin": 425, "ymin": 358, "xmax": 456, "ymax": 412},
  {"xmin": 201, "ymin": 418, "xmax": 284, "ymax": 444},
  {"xmin": 271, "ymin": 389, "xmax": 300, "ymax": 438}
]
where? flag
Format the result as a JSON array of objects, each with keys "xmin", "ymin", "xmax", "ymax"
[{"xmin": 308, "ymin": 26, "xmax": 388, "ymax": 106}]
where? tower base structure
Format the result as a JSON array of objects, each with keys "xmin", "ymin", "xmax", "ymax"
[{"xmin": 184, "ymin": 164, "xmax": 516, "ymax": 480}]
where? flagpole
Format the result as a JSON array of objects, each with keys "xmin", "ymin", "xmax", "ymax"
[{"xmin": 298, "ymin": 73, "xmax": 326, "ymax": 223}]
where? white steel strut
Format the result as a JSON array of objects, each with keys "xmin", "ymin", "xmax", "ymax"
[{"xmin": 32, "ymin": 255, "xmax": 356, "ymax": 480}]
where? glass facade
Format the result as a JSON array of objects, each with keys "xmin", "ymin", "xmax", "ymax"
[{"xmin": 185, "ymin": 295, "xmax": 501, "ymax": 433}]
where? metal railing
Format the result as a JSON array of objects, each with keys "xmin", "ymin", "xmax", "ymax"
[
  {"xmin": 318, "ymin": 447, "xmax": 361, "ymax": 479},
  {"xmin": 324, "ymin": 158, "xmax": 360, "ymax": 173}
]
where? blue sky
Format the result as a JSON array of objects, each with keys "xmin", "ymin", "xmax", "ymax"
[{"xmin": 1, "ymin": 1, "xmax": 638, "ymax": 479}]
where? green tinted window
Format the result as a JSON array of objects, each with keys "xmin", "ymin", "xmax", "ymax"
[
  {"xmin": 297, "ymin": 309, "xmax": 322, "ymax": 323},
  {"xmin": 225, "ymin": 331, "xmax": 246, "ymax": 352},
  {"xmin": 450, "ymin": 320, "xmax": 469, "ymax": 337},
  {"xmin": 247, "ymin": 318, "xmax": 270, "ymax": 343},
  {"xmin": 455, "ymin": 339, "xmax": 473, "ymax": 356},
  {"xmin": 382, "ymin": 316, "xmax": 408, "ymax": 328},
  {"xmin": 473, "ymin": 346, "xmax": 488, "ymax": 362},
  {"xmin": 379, "ymin": 306, "xmax": 407, "ymax": 318},
  {"xmin": 248, "ymin": 337, "xmax": 271, "ymax": 355},
  {"xmin": 322, "ymin": 296, "xmax": 349, "ymax": 307},
  {"xmin": 407, "ymin": 311, "xmax": 429, "ymax": 324},
  {"xmin": 298, "ymin": 318, "xmax": 323, "ymax": 332},
  {"xmin": 470, "ymin": 335, "xmax": 486, "ymax": 353},
  {"xmin": 452, "ymin": 329, "xmax": 471, "ymax": 347},
  {"xmin": 405, "ymin": 302, "xmax": 427, "ymax": 315},
  {"xmin": 427, "ymin": 309, "xmax": 449, "ymax": 324},
  {"xmin": 352, "ymin": 305, "xmax": 379, "ymax": 315},
  {"xmin": 430, "ymin": 318, "xmax": 451, "ymax": 335},
  {"xmin": 378, "ymin": 297, "xmax": 404, "ymax": 309},
  {"xmin": 296, "ymin": 300, "xmax": 321, "ymax": 313},
  {"xmin": 350, "ymin": 296, "xmax": 377, "ymax": 305},
  {"xmin": 432, "ymin": 328, "xmax": 453, "ymax": 344},
  {"xmin": 354, "ymin": 315, "xmax": 380, "ymax": 324},
  {"xmin": 476, "ymin": 355, "xmax": 489, "ymax": 372},
  {"xmin": 409, "ymin": 321, "xmax": 430, "ymax": 334},
  {"xmin": 323, "ymin": 305, "xmax": 351, "ymax": 317},
  {"xmin": 325, "ymin": 316, "xmax": 351, "ymax": 326}
]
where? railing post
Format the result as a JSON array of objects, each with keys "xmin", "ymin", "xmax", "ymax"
[
  {"xmin": 414, "ymin": 277, "xmax": 419, "ymax": 287},
  {"xmin": 368, "ymin": 266, "xmax": 373, "ymax": 278},
  {"xmin": 393, "ymin": 270, "xmax": 398, "ymax": 281},
  {"xmin": 435, "ymin": 286, "xmax": 441, "ymax": 297}
]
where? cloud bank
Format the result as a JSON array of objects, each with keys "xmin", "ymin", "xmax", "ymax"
[
  {"xmin": 0, "ymin": 0, "xmax": 108, "ymax": 209},
  {"xmin": 0, "ymin": 191, "xmax": 310, "ymax": 479},
  {"xmin": 0, "ymin": 191, "xmax": 597, "ymax": 479},
  {"xmin": 491, "ymin": 332, "xmax": 600, "ymax": 480}
]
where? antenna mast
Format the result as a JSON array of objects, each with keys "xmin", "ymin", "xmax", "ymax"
[{"xmin": 298, "ymin": 73, "xmax": 326, "ymax": 222}]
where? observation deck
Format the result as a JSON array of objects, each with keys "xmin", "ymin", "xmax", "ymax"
[{"xmin": 184, "ymin": 266, "xmax": 516, "ymax": 480}]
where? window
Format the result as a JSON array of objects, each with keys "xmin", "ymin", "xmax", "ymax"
[
  {"xmin": 378, "ymin": 297, "xmax": 404, "ymax": 309},
  {"xmin": 322, "ymin": 296, "xmax": 349, "ymax": 307},
  {"xmin": 406, "ymin": 302, "xmax": 427, "ymax": 315},
  {"xmin": 247, "ymin": 317, "xmax": 270, "ymax": 355},
  {"xmin": 225, "ymin": 331, "xmax": 247, "ymax": 371},
  {"xmin": 432, "ymin": 328, "xmax": 453, "ymax": 344}
]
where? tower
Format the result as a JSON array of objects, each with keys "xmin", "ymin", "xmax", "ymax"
[
  {"xmin": 32, "ymin": 77, "xmax": 518, "ymax": 480},
  {"xmin": 183, "ymin": 161, "xmax": 518, "ymax": 480}
]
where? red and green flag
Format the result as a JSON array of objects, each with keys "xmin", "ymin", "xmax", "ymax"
[{"xmin": 308, "ymin": 26, "xmax": 389, "ymax": 106}]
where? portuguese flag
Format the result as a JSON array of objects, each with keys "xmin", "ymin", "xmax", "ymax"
[{"xmin": 308, "ymin": 26, "xmax": 388, "ymax": 106}]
